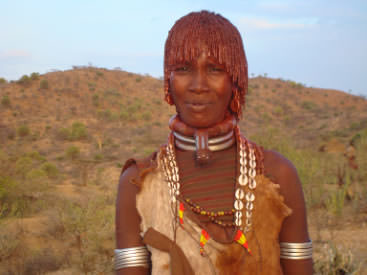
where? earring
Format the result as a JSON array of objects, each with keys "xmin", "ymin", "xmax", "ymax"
[
  {"xmin": 230, "ymin": 88, "xmax": 241, "ymax": 117},
  {"xmin": 164, "ymin": 79, "xmax": 174, "ymax": 105}
]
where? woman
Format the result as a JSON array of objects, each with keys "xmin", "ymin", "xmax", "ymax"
[{"xmin": 116, "ymin": 11, "xmax": 313, "ymax": 275}]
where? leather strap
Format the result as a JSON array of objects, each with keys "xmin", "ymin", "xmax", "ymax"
[{"xmin": 142, "ymin": 227, "xmax": 194, "ymax": 275}]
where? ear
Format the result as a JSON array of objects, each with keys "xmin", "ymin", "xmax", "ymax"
[
  {"xmin": 164, "ymin": 78, "xmax": 174, "ymax": 105},
  {"xmin": 229, "ymin": 87, "xmax": 241, "ymax": 119}
]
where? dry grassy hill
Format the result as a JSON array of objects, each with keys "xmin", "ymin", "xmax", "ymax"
[{"xmin": 0, "ymin": 68, "xmax": 366, "ymax": 274}]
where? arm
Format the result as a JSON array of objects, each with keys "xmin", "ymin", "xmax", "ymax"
[
  {"xmin": 115, "ymin": 164, "xmax": 150, "ymax": 275},
  {"xmin": 264, "ymin": 150, "xmax": 313, "ymax": 275}
]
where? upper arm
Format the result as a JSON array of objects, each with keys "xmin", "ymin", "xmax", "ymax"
[
  {"xmin": 115, "ymin": 164, "xmax": 149, "ymax": 275},
  {"xmin": 263, "ymin": 150, "xmax": 313, "ymax": 274}
]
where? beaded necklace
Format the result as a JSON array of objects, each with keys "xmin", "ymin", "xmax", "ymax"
[{"xmin": 161, "ymin": 127, "xmax": 257, "ymax": 255}]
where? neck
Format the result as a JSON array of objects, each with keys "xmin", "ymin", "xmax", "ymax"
[{"xmin": 168, "ymin": 114, "xmax": 237, "ymax": 164}]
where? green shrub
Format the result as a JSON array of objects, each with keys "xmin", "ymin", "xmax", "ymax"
[
  {"xmin": 17, "ymin": 75, "xmax": 31, "ymax": 86},
  {"xmin": 104, "ymin": 88, "xmax": 120, "ymax": 97},
  {"xmin": 92, "ymin": 94, "xmax": 99, "ymax": 107},
  {"xmin": 0, "ymin": 176, "xmax": 18, "ymax": 218},
  {"xmin": 30, "ymin": 72, "xmax": 40, "ymax": 80},
  {"xmin": 301, "ymin": 101, "xmax": 317, "ymax": 110},
  {"xmin": 95, "ymin": 71, "xmax": 104, "ymax": 77},
  {"xmin": 15, "ymin": 156, "xmax": 33, "ymax": 176},
  {"xmin": 88, "ymin": 82, "xmax": 96, "ymax": 91},
  {"xmin": 0, "ymin": 226, "xmax": 21, "ymax": 261},
  {"xmin": 25, "ymin": 168, "xmax": 47, "ymax": 183},
  {"xmin": 0, "ymin": 77, "xmax": 7, "ymax": 84},
  {"xmin": 70, "ymin": 122, "xmax": 88, "ymax": 140},
  {"xmin": 57, "ymin": 196, "xmax": 114, "ymax": 273},
  {"xmin": 65, "ymin": 146, "xmax": 80, "ymax": 160},
  {"xmin": 94, "ymin": 153, "xmax": 103, "ymax": 161},
  {"xmin": 41, "ymin": 162, "xmax": 59, "ymax": 179},
  {"xmin": 1, "ymin": 95, "xmax": 10, "ymax": 106},
  {"xmin": 40, "ymin": 79, "xmax": 49, "ymax": 89},
  {"xmin": 27, "ymin": 151, "xmax": 46, "ymax": 162},
  {"xmin": 119, "ymin": 110, "xmax": 129, "ymax": 121},
  {"xmin": 17, "ymin": 125, "xmax": 30, "ymax": 137},
  {"xmin": 136, "ymin": 77, "xmax": 142, "ymax": 83},
  {"xmin": 58, "ymin": 127, "xmax": 71, "ymax": 140},
  {"xmin": 59, "ymin": 122, "xmax": 88, "ymax": 141}
]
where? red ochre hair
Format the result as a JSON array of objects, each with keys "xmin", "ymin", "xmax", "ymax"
[{"xmin": 164, "ymin": 10, "xmax": 248, "ymax": 119}]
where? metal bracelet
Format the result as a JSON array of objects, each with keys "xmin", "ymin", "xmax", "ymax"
[
  {"xmin": 114, "ymin": 246, "xmax": 151, "ymax": 270},
  {"xmin": 280, "ymin": 241, "xmax": 313, "ymax": 260}
]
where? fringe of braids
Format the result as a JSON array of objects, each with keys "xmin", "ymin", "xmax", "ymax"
[{"xmin": 164, "ymin": 10, "xmax": 248, "ymax": 120}]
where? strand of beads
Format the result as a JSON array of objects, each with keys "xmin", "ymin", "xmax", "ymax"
[
  {"xmin": 234, "ymin": 140, "xmax": 247, "ymax": 228},
  {"xmin": 245, "ymin": 143, "xmax": 256, "ymax": 232},
  {"xmin": 234, "ymin": 139, "xmax": 257, "ymax": 232},
  {"xmin": 183, "ymin": 198, "xmax": 235, "ymax": 227},
  {"xmin": 162, "ymin": 142, "xmax": 180, "ymax": 204}
]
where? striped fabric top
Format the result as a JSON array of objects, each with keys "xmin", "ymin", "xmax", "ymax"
[{"xmin": 176, "ymin": 145, "xmax": 237, "ymax": 223}]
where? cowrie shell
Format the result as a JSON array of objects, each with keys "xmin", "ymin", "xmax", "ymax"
[
  {"xmin": 235, "ymin": 211, "xmax": 242, "ymax": 220},
  {"xmin": 246, "ymin": 202, "xmax": 254, "ymax": 210},
  {"xmin": 246, "ymin": 192, "xmax": 255, "ymax": 202},
  {"xmin": 234, "ymin": 200, "xmax": 244, "ymax": 210},
  {"xmin": 235, "ymin": 189, "xmax": 245, "ymax": 199}
]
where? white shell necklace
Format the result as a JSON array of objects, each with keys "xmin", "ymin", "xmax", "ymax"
[{"xmin": 161, "ymin": 129, "xmax": 257, "ymax": 233}]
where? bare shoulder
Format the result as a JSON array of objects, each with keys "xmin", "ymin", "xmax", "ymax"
[
  {"xmin": 262, "ymin": 149, "xmax": 309, "ymax": 241},
  {"xmin": 118, "ymin": 163, "xmax": 139, "ymax": 190},
  {"xmin": 116, "ymin": 163, "xmax": 144, "ymax": 248},
  {"xmin": 263, "ymin": 149, "xmax": 298, "ymax": 186}
]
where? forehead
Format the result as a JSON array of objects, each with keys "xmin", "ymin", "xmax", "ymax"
[{"xmin": 173, "ymin": 51, "xmax": 222, "ymax": 65}]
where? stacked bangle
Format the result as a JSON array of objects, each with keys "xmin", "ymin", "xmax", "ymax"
[
  {"xmin": 280, "ymin": 241, "xmax": 313, "ymax": 260},
  {"xmin": 114, "ymin": 246, "xmax": 151, "ymax": 270}
]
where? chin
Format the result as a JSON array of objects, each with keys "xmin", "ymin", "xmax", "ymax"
[{"xmin": 180, "ymin": 116, "xmax": 218, "ymax": 129}]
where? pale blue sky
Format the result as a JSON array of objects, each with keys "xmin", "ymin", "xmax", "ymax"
[{"xmin": 1, "ymin": 0, "xmax": 366, "ymax": 96}]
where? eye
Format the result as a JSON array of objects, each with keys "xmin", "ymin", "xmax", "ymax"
[
  {"xmin": 174, "ymin": 65, "xmax": 191, "ymax": 72},
  {"xmin": 176, "ymin": 66, "xmax": 189, "ymax": 71},
  {"xmin": 208, "ymin": 65, "xmax": 224, "ymax": 73}
]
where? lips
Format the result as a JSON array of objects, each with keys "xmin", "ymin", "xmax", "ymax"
[{"xmin": 185, "ymin": 101, "xmax": 212, "ymax": 112}]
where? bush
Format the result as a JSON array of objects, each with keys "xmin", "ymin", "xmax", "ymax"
[
  {"xmin": 120, "ymin": 110, "xmax": 129, "ymax": 121},
  {"xmin": 17, "ymin": 75, "xmax": 31, "ymax": 86},
  {"xmin": 58, "ymin": 122, "xmax": 88, "ymax": 141},
  {"xmin": 92, "ymin": 94, "xmax": 99, "ymax": 107},
  {"xmin": 40, "ymin": 79, "xmax": 49, "ymax": 89},
  {"xmin": 30, "ymin": 72, "xmax": 40, "ymax": 80},
  {"xmin": 95, "ymin": 71, "xmax": 104, "ymax": 77},
  {"xmin": 17, "ymin": 125, "xmax": 30, "ymax": 137},
  {"xmin": 0, "ymin": 151, "xmax": 50, "ymax": 219},
  {"xmin": 1, "ymin": 95, "xmax": 10, "ymax": 107},
  {"xmin": 58, "ymin": 127, "xmax": 70, "ymax": 140},
  {"xmin": 301, "ymin": 101, "xmax": 317, "ymax": 110},
  {"xmin": 57, "ymin": 196, "xmax": 114, "ymax": 273},
  {"xmin": 70, "ymin": 122, "xmax": 88, "ymax": 140},
  {"xmin": 65, "ymin": 146, "xmax": 80, "ymax": 160},
  {"xmin": 0, "ymin": 176, "xmax": 19, "ymax": 218},
  {"xmin": 41, "ymin": 162, "xmax": 59, "ymax": 179},
  {"xmin": 88, "ymin": 82, "xmax": 96, "ymax": 91},
  {"xmin": 0, "ymin": 226, "xmax": 21, "ymax": 261},
  {"xmin": 0, "ymin": 77, "xmax": 7, "ymax": 84},
  {"xmin": 94, "ymin": 153, "xmax": 103, "ymax": 161}
]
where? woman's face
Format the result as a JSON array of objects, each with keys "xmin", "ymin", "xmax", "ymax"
[{"xmin": 169, "ymin": 51, "xmax": 232, "ymax": 128}]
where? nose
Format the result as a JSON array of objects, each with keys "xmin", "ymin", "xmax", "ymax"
[{"xmin": 188, "ymin": 70, "xmax": 209, "ymax": 94}]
